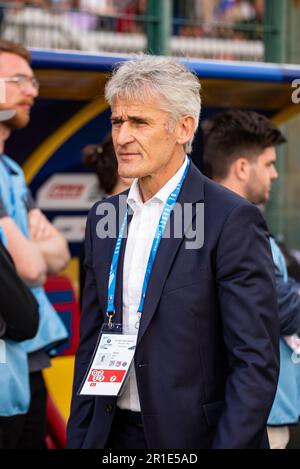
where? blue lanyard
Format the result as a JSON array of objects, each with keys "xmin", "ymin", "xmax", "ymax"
[{"xmin": 106, "ymin": 158, "xmax": 190, "ymax": 327}]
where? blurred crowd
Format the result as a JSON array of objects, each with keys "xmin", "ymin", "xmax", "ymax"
[
  {"xmin": 1, "ymin": 0, "xmax": 265, "ymax": 38},
  {"xmin": 174, "ymin": 0, "xmax": 265, "ymax": 40}
]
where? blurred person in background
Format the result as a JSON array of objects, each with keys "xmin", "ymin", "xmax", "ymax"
[
  {"xmin": 67, "ymin": 0, "xmax": 98, "ymax": 31},
  {"xmin": 80, "ymin": 133, "xmax": 132, "ymax": 303},
  {"xmin": 202, "ymin": 109, "xmax": 300, "ymax": 449},
  {"xmin": 0, "ymin": 236, "xmax": 40, "ymax": 449},
  {"xmin": 0, "ymin": 109, "xmax": 38, "ymax": 345},
  {"xmin": 0, "ymin": 39, "xmax": 70, "ymax": 449},
  {"xmin": 80, "ymin": 0, "xmax": 116, "ymax": 30},
  {"xmin": 82, "ymin": 132, "xmax": 132, "ymax": 197},
  {"xmin": 0, "ymin": 108, "xmax": 39, "ymax": 449}
]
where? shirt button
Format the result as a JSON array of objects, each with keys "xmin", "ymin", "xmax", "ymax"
[{"xmin": 105, "ymin": 404, "xmax": 114, "ymax": 414}]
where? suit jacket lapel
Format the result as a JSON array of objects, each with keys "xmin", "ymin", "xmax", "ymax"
[
  {"xmin": 136, "ymin": 163, "xmax": 205, "ymax": 347},
  {"xmin": 97, "ymin": 193, "xmax": 130, "ymax": 324}
]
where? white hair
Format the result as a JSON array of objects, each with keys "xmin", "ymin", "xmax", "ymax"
[{"xmin": 105, "ymin": 55, "xmax": 201, "ymax": 153}]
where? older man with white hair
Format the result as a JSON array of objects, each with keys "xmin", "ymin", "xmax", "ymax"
[{"xmin": 67, "ymin": 55, "xmax": 279, "ymax": 449}]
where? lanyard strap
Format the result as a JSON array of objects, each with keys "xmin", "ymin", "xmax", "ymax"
[
  {"xmin": 106, "ymin": 209, "xmax": 128, "ymax": 323},
  {"xmin": 106, "ymin": 158, "xmax": 190, "ymax": 326}
]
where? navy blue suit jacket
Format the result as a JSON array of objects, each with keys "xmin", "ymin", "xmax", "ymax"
[{"xmin": 67, "ymin": 163, "xmax": 279, "ymax": 449}]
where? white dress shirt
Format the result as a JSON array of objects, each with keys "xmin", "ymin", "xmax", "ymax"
[{"xmin": 117, "ymin": 156, "xmax": 188, "ymax": 412}]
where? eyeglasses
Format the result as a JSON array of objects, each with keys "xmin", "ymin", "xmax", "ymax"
[{"xmin": 0, "ymin": 74, "xmax": 40, "ymax": 90}]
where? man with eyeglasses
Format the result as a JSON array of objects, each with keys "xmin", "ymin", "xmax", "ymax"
[
  {"xmin": 1, "ymin": 75, "xmax": 39, "ymax": 91},
  {"xmin": 0, "ymin": 40, "xmax": 70, "ymax": 449}
]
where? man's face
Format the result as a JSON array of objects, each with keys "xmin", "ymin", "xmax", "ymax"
[
  {"xmin": 0, "ymin": 52, "xmax": 38, "ymax": 129},
  {"xmin": 245, "ymin": 146, "xmax": 278, "ymax": 204},
  {"xmin": 111, "ymin": 95, "xmax": 182, "ymax": 180}
]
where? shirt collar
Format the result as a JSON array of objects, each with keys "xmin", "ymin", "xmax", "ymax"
[
  {"xmin": 0, "ymin": 154, "xmax": 17, "ymax": 175},
  {"xmin": 127, "ymin": 155, "xmax": 188, "ymax": 210}
]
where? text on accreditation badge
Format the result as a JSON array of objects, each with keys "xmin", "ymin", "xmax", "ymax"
[{"xmin": 79, "ymin": 334, "xmax": 137, "ymax": 396}]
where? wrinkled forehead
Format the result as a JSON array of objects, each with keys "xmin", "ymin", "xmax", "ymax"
[
  {"xmin": 112, "ymin": 84, "xmax": 168, "ymax": 108},
  {"xmin": 112, "ymin": 80, "xmax": 158, "ymax": 100},
  {"xmin": 111, "ymin": 93, "xmax": 169, "ymax": 118}
]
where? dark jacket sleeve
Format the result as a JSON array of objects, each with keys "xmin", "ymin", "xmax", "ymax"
[
  {"xmin": 0, "ymin": 240, "xmax": 39, "ymax": 341},
  {"xmin": 213, "ymin": 202, "xmax": 280, "ymax": 449},
  {"xmin": 67, "ymin": 206, "xmax": 105, "ymax": 448},
  {"xmin": 275, "ymin": 268, "xmax": 300, "ymax": 335}
]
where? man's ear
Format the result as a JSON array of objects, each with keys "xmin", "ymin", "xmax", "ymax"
[
  {"xmin": 176, "ymin": 115, "xmax": 196, "ymax": 146},
  {"xmin": 234, "ymin": 157, "xmax": 251, "ymax": 181}
]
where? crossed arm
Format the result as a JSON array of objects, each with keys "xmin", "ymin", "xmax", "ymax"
[{"xmin": 0, "ymin": 208, "xmax": 70, "ymax": 287}]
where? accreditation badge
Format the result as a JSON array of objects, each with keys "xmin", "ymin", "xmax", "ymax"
[{"xmin": 78, "ymin": 323, "xmax": 137, "ymax": 397}]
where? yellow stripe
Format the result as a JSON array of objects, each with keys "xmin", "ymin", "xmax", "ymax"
[
  {"xmin": 23, "ymin": 98, "xmax": 108, "ymax": 183},
  {"xmin": 272, "ymin": 103, "xmax": 300, "ymax": 126},
  {"xmin": 43, "ymin": 356, "xmax": 75, "ymax": 422}
]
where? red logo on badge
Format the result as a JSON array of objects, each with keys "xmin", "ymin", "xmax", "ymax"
[{"xmin": 88, "ymin": 369, "xmax": 126, "ymax": 383}]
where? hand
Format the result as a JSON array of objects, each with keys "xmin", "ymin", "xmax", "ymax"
[
  {"xmin": 28, "ymin": 209, "xmax": 51, "ymax": 241},
  {"xmin": 284, "ymin": 334, "xmax": 300, "ymax": 353}
]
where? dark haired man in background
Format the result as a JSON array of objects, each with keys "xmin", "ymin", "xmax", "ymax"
[{"xmin": 203, "ymin": 109, "xmax": 300, "ymax": 449}]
